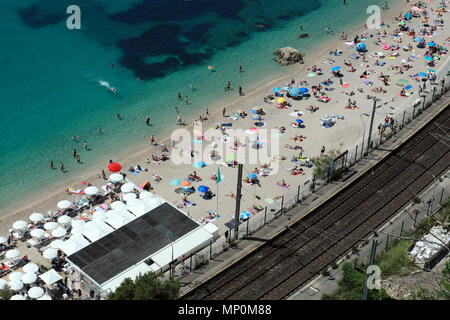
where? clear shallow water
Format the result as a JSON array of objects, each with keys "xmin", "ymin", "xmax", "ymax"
[{"xmin": 0, "ymin": 0, "xmax": 397, "ymax": 211}]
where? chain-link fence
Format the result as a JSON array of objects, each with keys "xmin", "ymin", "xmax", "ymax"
[{"xmin": 165, "ymin": 66, "xmax": 450, "ymax": 281}]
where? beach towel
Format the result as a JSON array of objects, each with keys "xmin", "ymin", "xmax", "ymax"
[
  {"xmin": 405, "ymin": 85, "xmax": 413, "ymax": 90},
  {"xmin": 277, "ymin": 182, "xmax": 290, "ymax": 188},
  {"xmin": 65, "ymin": 187, "xmax": 84, "ymax": 194},
  {"xmin": 361, "ymin": 80, "xmax": 373, "ymax": 86},
  {"xmin": 341, "ymin": 83, "xmax": 350, "ymax": 88},
  {"xmin": 307, "ymin": 73, "xmax": 316, "ymax": 77}
]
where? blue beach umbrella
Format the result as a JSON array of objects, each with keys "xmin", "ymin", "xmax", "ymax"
[
  {"xmin": 331, "ymin": 66, "xmax": 340, "ymax": 72},
  {"xmin": 248, "ymin": 173, "xmax": 257, "ymax": 179},
  {"xmin": 429, "ymin": 69, "xmax": 436, "ymax": 73},
  {"xmin": 240, "ymin": 211, "xmax": 251, "ymax": 220},
  {"xmin": 419, "ymin": 72, "xmax": 427, "ymax": 77},
  {"xmin": 355, "ymin": 43, "xmax": 367, "ymax": 52},
  {"xmin": 296, "ymin": 119, "xmax": 304, "ymax": 124},
  {"xmin": 427, "ymin": 42, "xmax": 436, "ymax": 47},
  {"xmin": 170, "ymin": 179, "xmax": 181, "ymax": 186},
  {"xmin": 289, "ymin": 87, "xmax": 301, "ymax": 97},
  {"xmin": 424, "ymin": 56, "xmax": 433, "ymax": 61},
  {"xmin": 198, "ymin": 186, "xmax": 209, "ymax": 193},
  {"xmin": 414, "ymin": 37, "xmax": 423, "ymax": 42},
  {"xmin": 300, "ymin": 87, "xmax": 309, "ymax": 93},
  {"xmin": 273, "ymin": 87, "xmax": 281, "ymax": 93}
]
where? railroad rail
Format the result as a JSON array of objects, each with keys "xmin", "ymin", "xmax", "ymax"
[{"xmin": 182, "ymin": 103, "xmax": 450, "ymax": 300}]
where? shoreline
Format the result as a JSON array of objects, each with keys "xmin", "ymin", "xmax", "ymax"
[{"xmin": 0, "ymin": 0, "xmax": 434, "ymax": 234}]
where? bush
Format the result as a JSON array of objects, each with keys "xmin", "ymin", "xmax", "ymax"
[
  {"xmin": 313, "ymin": 149, "xmax": 341, "ymax": 180},
  {"xmin": 375, "ymin": 240, "xmax": 417, "ymax": 277}
]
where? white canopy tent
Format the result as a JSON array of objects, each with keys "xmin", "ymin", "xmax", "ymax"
[{"xmin": 39, "ymin": 268, "xmax": 62, "ymax": 286}]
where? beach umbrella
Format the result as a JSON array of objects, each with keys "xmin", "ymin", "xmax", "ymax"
[
  {"xmin": 419, "ymin": 72, "xmax": 427, "ymax": 77},
  {"xmin": 296, "ymin": 119, "xmax": 304, "ymax": 124},
  {"xmin": 0, "ymin": 279, "xmax": 6, "ymax": 290},
  {"xmin": 414, "ymin": 37, "xmax": 423, "ymax": 42},
  {"xmin": 355, "ymin": 43, "xmax": 367, "ymax": 52},
  {"xmin": 13, "ymin": 220, "xmax": 27, "ymax": 230},
  {"xmin": 30, "ymin": 228, "xmax": 45, "ymax": 239},
  {"xmin": 51, "ymin": 227, "xmax": 67, "ymax": 238},
  {"xmin": 23, "ymin": 263, "xmax": 39, "ymax": 274},
  {"xmin": 43, "ymin": 248, "xmax": 58, "ymax": 260},
  {"xmin": 5, "ymin": 249, "xmax": 20, "ymax": 259},
  {"xmin": 50, "ymin": 239, "xmax": 64, "ymax": 250},
  {"xmin": 44, "ymin": 221, "xmax": 58, "ymax": 231},
  {"xmin": 181, "ymin": 180, "xmax": 191, "ymax": 187},
  {"xmin": 84, "ymin": 186, "xmax": 99, "ymax": 196},
  {"xmin": 109, "ymin": 173, "xmax": 123, "ymax": 182},
  {"xmin": 140, "ymin": 191, "xmax": 155, "ymax": 200},
  {"xmin": 121, "ymin": 182, "xmax": 135, "ymax": 193},
  {"xmin": 248, "ymin": 173, "xmax": 257, "ymax": 179},
  {"xmin": 277, "ymin": 98, "xmax": 286, "ymax": 104},
  {"xmin": 424, "ymin": 56, "xmax": 433, "ymax": 61},
  {"xmin": 37, "ymin": 295, "xmax": 52, "ymax": 300},
  {"xmin": 9, "ymin": 272, "xmax": 23, "ymax": 282},
  {"xmin": 289, "ymin": 87, "xmax": 301, "ymax": 97},
  {"xmin": 428, "ymin": 42, "xmax": 436, "ymax": 47},
  {"xmin": 240, "ymin": 211, "xmax": 251, "ymax": 220},
  {"xmin": 60, "ymin": 239, "xmax": 84, "ymax": 256},
  {"xmin": 123, "ymin": 193, "xmax": 136, "ymax": 202},
  {"xmin": 107, "ymin": 162, "xmax": 122, "ymax": 172},
  {"xmin": 0, "ymin": 236, "xmax": 7, "ymax": 243},
  {"xmin": 28, "ymin": 286, "xmax": 44, "ymax": 299},
  {"xmin": 10, "ymin": 294, "xmax": 26, "ymax": 300},
  {"xmin": 331, "ymin": 66, "xmax": 340, "ymax": 72},
  {"xmin": 29, "ymin": 212, "xmax": 44, "ymax": 223},
  {"xmin": 57, "ymin": 215, "xmax": 72, "ymax": 225},
  {"xmin": 39, "ymin": 269, "xmax": 62, "ymax": 286},
  {"xmin": 250, "ymin": 109, "xmax": 259, "ymax": 114},
  {"xmin": 429, "ymin": 69, "xmax": 436, "ymax": 73},
  {"xmin": 170, "ymin": 179, "xmax": 182, "ymax": 186},
  {"xmin": 197, "ymin": 186, "xmax": 209, "ymax": 193},
  {"xmin": 272, "ymin": 87, "xmax": 281, "ymax": 93},
  {"xmin": 57, "ymin": 200, "xmax": 72, "ymax": 210},
  {"xmin": 71, "ymin": 219, "xmax": 85, "ymax": 229},
  {"xmin": 300, "ymin": 87, "xmax": 309, "ymax": 93},
  {"xmin": 8, "ymin": 280, "xmax": 23, "ymax": 291},
  {"xmin": 111, "ymin": 201, "xmax": 127, "ymax": 210},
  {"xmin": 22, "ymin": 273, "xmax": 37, "ymax": 285}
]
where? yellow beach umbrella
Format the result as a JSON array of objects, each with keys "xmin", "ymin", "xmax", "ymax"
[{"xmin": 277, "ymin": 98, "xmax": 286, "ymax": 104}]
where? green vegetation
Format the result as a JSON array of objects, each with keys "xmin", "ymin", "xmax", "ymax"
[
  {"xmin": 0, "ymin": 285, "xmax": 13, "ymax": 300},
  {"xmin": 321, "ymin": 262, "xmax": 390, "ymax": 300},
  {"xmin": 375, "ymin": 239, "xmax": 417, "ymax": 277},
  {"xmin": 313, "ymin": 149, "xmax": 341, "ymax": 180},
  {"xmin": 108, "ymin": 272, "xmax": 180, "ymax": 300}
]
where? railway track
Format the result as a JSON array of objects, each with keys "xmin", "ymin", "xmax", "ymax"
[{"xmin": 182, "ymin": 102, "xmax": 450, "ymax": 301}]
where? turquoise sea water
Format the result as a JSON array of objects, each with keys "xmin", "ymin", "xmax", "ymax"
[{"xmin": 0, "ymin": 0, "xmax": 399, "ymax": 212}]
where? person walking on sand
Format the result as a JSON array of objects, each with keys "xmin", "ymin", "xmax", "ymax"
[
  {"xmin": 151, "ymin": 135, "xmax": 156, "ymax": 146},
  {"xmin": 146, "ymin": 116, "xmax": 150, "ymax": 126},
  {"xmin": 206, "ymin": 108, "xmax": 209, "ymax": 115},
  {"xmin": 84, "ymin": 140, "xmax": 88, "ymax": 150},
  {"xmin": 321, "ymin": 145, "xmax": 326, "ymax": 155},
  {"xmin": 239, "ymin": 86, "xmax": 243, "ymax": 96},
  {"xmin": 102, "ymin": 170, "xmax": 106, "ymax": 180},
  {"xmin": 223, "ymin": 107, "xmax": 226, "ymax": 117},
  {"xmin": 60, "ymin": 162, "xmax": 64, "ymax": 172}
]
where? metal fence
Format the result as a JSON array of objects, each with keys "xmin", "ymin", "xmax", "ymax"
[{"xmin": 165, "ymin": 67, "xmax": 450, "ymax": 281}]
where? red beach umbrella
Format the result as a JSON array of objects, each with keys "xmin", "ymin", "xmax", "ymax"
[{"xmin": 108, "ymin": 162, "xmax": 122, "ymax": 172}]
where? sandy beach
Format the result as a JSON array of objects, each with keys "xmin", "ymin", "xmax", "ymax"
[{"xmin": 1, "ymin": 0, "xmax": 449, "ymax": 237}]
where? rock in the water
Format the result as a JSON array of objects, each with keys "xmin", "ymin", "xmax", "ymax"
[{"xmin": 274, "ymin": 46, "xmax": 304, "ymax": 65}]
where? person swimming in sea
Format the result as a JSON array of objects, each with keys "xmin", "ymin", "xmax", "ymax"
[{"xmin": 110, "ymin": 87, "xmax": 116, "ymax": 94}]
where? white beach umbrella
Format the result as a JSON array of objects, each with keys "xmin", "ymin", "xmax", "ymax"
[
  {"xmin": 44, "ymin": 221, "xmax": 58, "ymax": 231},
  {"xmin": 51, "ymin": 227, "xmax": 67, "ymax": 238},
  {"xmin": 13, "ymin": 220, "xmax": 27, "ymax": 230},
  {"xmin": 109, "ymin": 173, "xmax": 123, "ymax": 182},
  {"xmin": 121, "ymin": 182, "xmax": 136, "ymax": 193},
  {"xmin": 71, "ymin": 219, "xmax": 85, "ymax": 229},
  {"xmin": 127, "ymin": 203, "xmax": 146, "ymax": 217},
  {"xmin": 60, "ymin": 240, "xmax": 83, "ymax": 256},
  {"xmin": 139, "ymin": 191, "xmax": 156, "ymax": 200},
  {"xmin": 28, "ymin": 286, "xmax": 44, "ymax": 299},
  {"xmin": 0, "ymin": 279, "xmax": 7, "ymax": 289},
  {"xmin": 22, "ymin": 273, "xmax": 37, "ymax": 285},
  {"xmin": 84, "ymin": 186, "xmax": 99, "ymax": 196},
  {"xmin": 5, "ymin": 249, "xmax": 20, "ymax": 259},
  {"xmin": 93, "ymin": 215, "xmax": 106, "ymax": 224},
  {"xmin": 57, "ymin": 200, "xmax": 72, "ymax": 210},
  {"xmin": 70, "ymin": 227, "xmax": 83, "ymax": 235},
  {"xmin": 8, "ymin": 280, "xmax": 23, "ymax": 291},
  {"xmin": 30, "ymin": 228, "xmax": 45, "ymax": 239},
  {"xmin": 104, "ymin": 209, "xmax": 122, "ymax": 219},
  {"xmin": 23, "ymin": 263, "xmax": 39, "ymax": 274},
  {"xmin": 10, "ymin": 294, "xmax": 26, "ymax": 300},
  {"xmin": 43, "ymin": 248, "xmax": 58, "ymax": 260},
  {"xmin": 57, "ymin": 215, "xmax": 72, "ymax": 225},
  {"xmin": 0, "ymin": 236, "xmax": 8, "ymax": 243},
  {"xmin": 69, "ymin": 234, "xmax": 90, "ymax": 247},
  {"xmin": 29, "ymin": 212, "xmax": 44, "ymax": 223},
  {"xmin": 39, "ymin": 269, "xmax": 62, "ymax": 286},
  {"xmin": 50, "ymin": 239, "xmax": 64, "ymax": 249},
  {"xmin": 37, "ymin": 295, "xmax": 52, "ymax": 300},
  {"xmin": 106, "ymin": 214, "xmax": 133, "ymax": 229},
  {"xmin": 111, "ymin": 201, "xmax": 126, "ymax": 210},
  {"xmin": 9, "ymin": 272, "xmax": 23, "ymax": 282},
  {"xmin": 82, "ymin": 227, "xmax": 108, "ymax": 242},
  {"xmin": 123, "ymin": 193, "xmax": 137, "ymax": 202}
]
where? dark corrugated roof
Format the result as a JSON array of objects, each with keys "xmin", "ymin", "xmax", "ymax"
[{"xmin": 67, "ymin": 202, "xmax": 198, "ymax": 285}]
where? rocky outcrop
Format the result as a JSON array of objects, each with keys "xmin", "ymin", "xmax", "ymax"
[{"xmin": 274, "ymin": 47, "xmax": 304, "ymax": 65}]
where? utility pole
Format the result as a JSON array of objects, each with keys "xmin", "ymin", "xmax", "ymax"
[
  {"xmin": 367, "ymin": 98, "xmax": 377, "ymax": 151},
  {"xmin": 363, "ymin": 238, "xmax": 378, "ymax": 300},
  {"xmin": 234, "ymin": 164, "xmax": 243, "ymax": 241}
]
